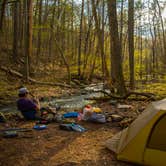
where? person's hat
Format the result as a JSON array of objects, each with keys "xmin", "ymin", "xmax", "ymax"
[{"xmin": 18, "ymin": 87, "xmax": 29, "ymax": 95}]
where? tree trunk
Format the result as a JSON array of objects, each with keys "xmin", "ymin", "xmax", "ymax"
[
  {"xmin": 48, "ymin": 0, "xmax": 56, "ymax": 61},
  {"xmin": 23, "ymin": 0, "xmax": 33, "ymax": 80},
  {"xmin": 36, "ymin": 0, "xmax": 42, "ymax": 65},
  {"xmin": 13, "ymin": 1, "xmax": 19, "ymax": 62},
  {"xmin": 27, "ymin": 0, "xmax": 33, "ymax": 74},
  {"xmin": 91, "ymin": 0, "xmax": 108, "ymax": 79},
  {"xmin": 120, "ymin": 0, "xmax": 124, "ymax": 57},
  {"xmin": 107, "ymin": 0, "xmax": 126, "ymax": 95},
  {"xmin": 78, "ymin": 0, "xmax": 84, "ymax": 78},
  {"xmin": 23, "ymin": 0, "xmax": 29, "ymax": 80},
  {"xmin": 128, "ymin": 0, "xmax": 135, "ymax": 89},
  {"xmin": 0, "ymin": 0, "xmax": 7, "ymax": 31},
  {"xmin": 156, "ymin": 0, "xmax": 166, "ymax": 66}
]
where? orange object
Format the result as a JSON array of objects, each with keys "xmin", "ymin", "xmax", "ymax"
[{"xmin": 85, "ymin": 105, "xmax": 92, "ymax": 110}]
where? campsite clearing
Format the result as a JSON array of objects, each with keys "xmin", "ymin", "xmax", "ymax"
[{"xmin": 0, "ymin": 100, "xmax": 146, "ymax": 166}]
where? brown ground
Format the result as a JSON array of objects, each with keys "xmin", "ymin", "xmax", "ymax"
[{"xmin": 0, "ymin": 100, "xmax": 147, "ymax": 166}]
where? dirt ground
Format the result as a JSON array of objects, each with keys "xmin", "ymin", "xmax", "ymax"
[{"xmin": 0, "ymin": 101, "xmax": 147, "ymax": 166}]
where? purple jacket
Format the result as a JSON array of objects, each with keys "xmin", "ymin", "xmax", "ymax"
[{"xmin": 17, "ymin": 98, "xmax": 37, "ymax": 112}]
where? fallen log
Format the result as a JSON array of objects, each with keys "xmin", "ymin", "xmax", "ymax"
[
  {"xmin": 0, "ymin": 66, "xmax": 71, "ymax": 88},
  {"xmin": 0, "ymin": 66, "xmax": 22, "ymax": 78},
  {"xmin": 104, "ymin": 91, "xmax": 155, "ymax": 100}
]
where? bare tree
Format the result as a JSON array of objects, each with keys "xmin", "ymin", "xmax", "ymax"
[
  {"xmin": 0, "ymin": 0, "xmax": 7, "ymax": 31},
  {"xmin": 23, "ymin": 0, "xmax": 33, "ymax": 80},
  {"xmin": 128, "ymin": 0, "xmax": 135, "ymax": 89},
  {"xmin": 107, "ymin": 0, "xmax": 126, "ymax": 95},
  {"xmin": 13, "ymin": 1, "xmax": 19, "ymax": 62},
  {"xmin": 78, "ymin": 0, "xmax": 84, "ymax": 79}
]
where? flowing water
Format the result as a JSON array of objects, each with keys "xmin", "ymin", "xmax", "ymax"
[
  {"xmin": 43, "ymin": 83, "xmax": 105, "ymax": 110},
  {"xmin": 0, "ymin": 83, "xmax": 107, "ymax": 113}
]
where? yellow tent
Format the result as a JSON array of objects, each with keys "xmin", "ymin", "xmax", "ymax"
[{"xmin": 105, "ymin": 99, "xmax": 166, "ymax": 166}]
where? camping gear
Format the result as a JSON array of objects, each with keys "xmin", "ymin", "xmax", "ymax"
[
  {"xmin": 59, "ymin": 123, "xmax": 86, "ymax": 132},
  {"xmin": 105, "ymin": 99, "xmax": 166, "ymax": 166},
  {"xmin": 71, "ymin": 124, "xmax": 86, "ymax": 132},
  {"xmin": 63, "ymin": 112, "xmax": 78, "ymax": 118},
  {"xmin": 62, "ymin": 118, "xmax": 75, "ymax": 124},
  {"xmin": 0, "ymin": 128, "xmax": 32, "ymax": 132},
  {"xmin": 82, "ymin": 105, "xmax": 93, "ymax": 120},
  {"xmin": 36, "ymin": 120, "xmax": 50, "ymax": 124},
  {"xmin": 3, "ymin": 131, "xmax": 18, "ymax": 138},
  {"xmin": 83, "ymin": 105, "xmax": 92, "ymax": 113},
  {"xmin": 1, "ymin": 128, "xmax": 32, "ymax": 138},
  {"xmin": 77, "ymin": 113, "xmax": 84, "ymax": 121},
  {"xmin": 78, "ymin": 112, "xmax": 106, "ymax": 123},
  {"xmin": 80, "ymin": 106, "xmax": 106, "ymax": 123},
  {"xmin": 88, "ymin": 113, "xmax": 106, "ymax": 123},
  {"xmin": 56, "ymin": 114, "xmax": 63, "ymax": 121},
  {"xmin": 59, "ymin": 124, "xmax": 73, "ymax": 131},
  {"xmin": 92, "ymin": 107, "xmax": 102, "ymax": 113},
  {"xmin": 33, "ymin": 125, "xmax": 47, "ymax": 130},
  {"xmin": 81, "ymin": 105, "xmax": 104, "ymax": 122}
]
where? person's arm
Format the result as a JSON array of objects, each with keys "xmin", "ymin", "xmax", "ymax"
[
  {"xmin": 28, "ymin": 99, "xmax": 40, "ymax": 112},
  {"xmin": 35, "ymin": 103, "xmax": 40, "ymax": 111},
  {"xmin": 32, "ymin": 98, "xmax": 40, "ymax": 111}
]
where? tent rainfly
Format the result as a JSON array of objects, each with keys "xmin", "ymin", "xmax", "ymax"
[{"xmin": 105, "ymin": 99, "xmax": 166, "ymax": 166}]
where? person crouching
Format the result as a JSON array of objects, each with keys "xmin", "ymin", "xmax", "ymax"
[{"xmin": 17, "ymin": 87, "xmax": 41, "ymax": 120}]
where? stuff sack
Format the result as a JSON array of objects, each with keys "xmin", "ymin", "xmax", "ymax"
[
  {"xmin": 88, "ymin": 113, "xmax": 106, "ymax": 123},
  {"xmin": 33, "ymin": 125, "xmax": 47, "ymax": 130},
  {"xmin": 63, "ymin": 112, "xmax": 78, "ymax": 118}
]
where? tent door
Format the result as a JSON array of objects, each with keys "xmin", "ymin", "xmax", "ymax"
[
  {"xmin": 144, "ymin": 114, "xmax": 166, "ymax": 166},
  {"xmin": 144, "ymin": 148, "xmax": 166, "ymax": 166}
]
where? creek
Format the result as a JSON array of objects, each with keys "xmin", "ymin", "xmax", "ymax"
[{"xmin": 0, "ymin": 83, "xmax": 107, "ymax": 113}]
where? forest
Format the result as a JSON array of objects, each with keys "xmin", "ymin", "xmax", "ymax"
[
  {"xmin": 0, "ymin": 0, "xmax": 165, "ymax": 94},
  {"xmin": 0, "ymin": 0, "xmax": 166, "ymax": 165}
]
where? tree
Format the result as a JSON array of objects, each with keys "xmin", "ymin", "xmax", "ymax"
[
  {"xmin": 78, "ymin": 0, "xmax": 84, "ymax": 78},
  {"xmin": 91, "ymin": 0, "xmax": 108, "ymax": 80},
  {"xmin": 107, "ymin": 0, "xmax": 126, "ymax": 95},
  {"xmin": 23, "ymin": 0, "xmax": 33, "ymax": 80},
  {"xmin": 13, "ymin": 1, "xmax": 19, "ymax": 62},
  {"xmin": 128, "ymin": 0, "xmax": 135, "ymax": 88},
  {"xmin": 0, "ymin": 0, "xmax": 7, "ymax": 31},
  {"xmin": 156, "ymin": 0, "xmax": 166, "ymax": 66},
  {"xmin": 120, "ymin": 0, "xmax": 124, "ymax": 57},
  {"xmin": 36, "ymin": 0, "xmax": 42, "ymax": 65}
]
